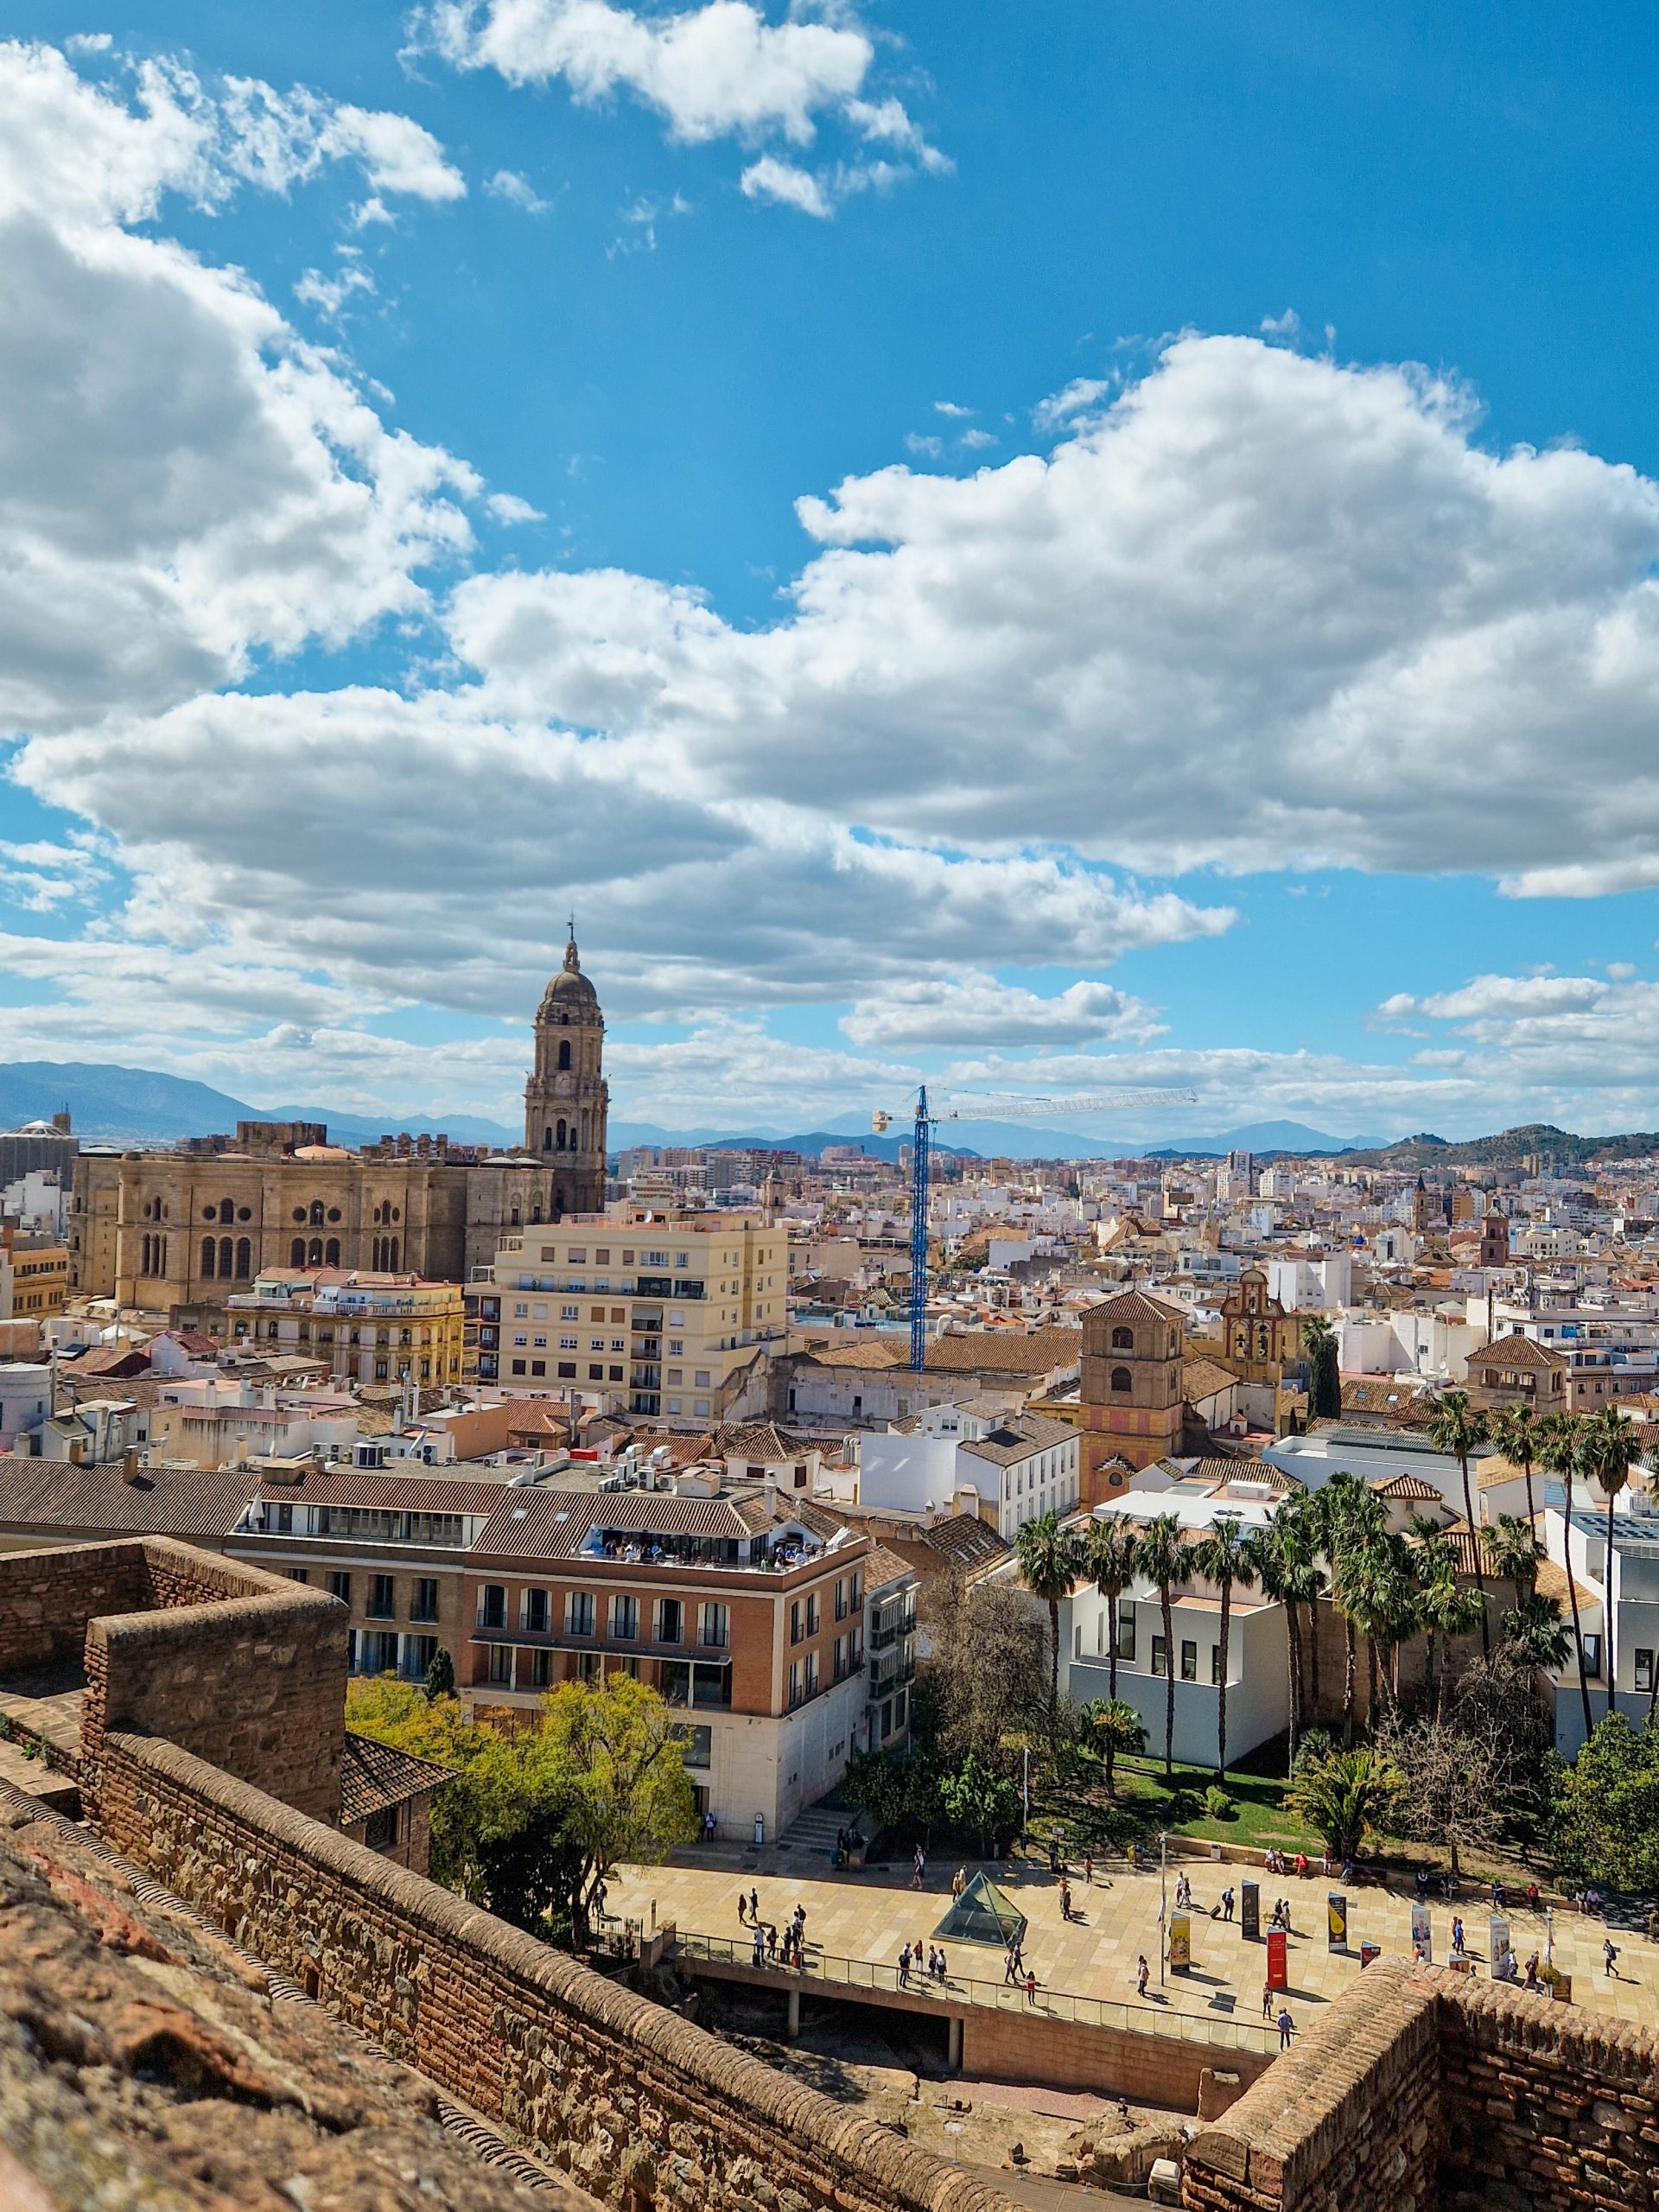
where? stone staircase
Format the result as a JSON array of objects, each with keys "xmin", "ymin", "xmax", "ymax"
[{"xmin": 779, "ymin": 1801, "xmax": 855, "ymax": 1862}]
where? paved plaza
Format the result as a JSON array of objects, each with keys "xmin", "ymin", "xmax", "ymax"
[{"xmin": 608, "ymin": 1844, "xmax": 1659, "ymax": 2033}]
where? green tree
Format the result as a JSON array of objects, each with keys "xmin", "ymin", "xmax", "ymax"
[
  {"xmin": 1553, "ymin": 1713, "xmax": 1659, "ymax": 1891},
  {"xmin": 424, "ymin": 1644, "xmax": 456, "ymax": 1699},
  {"xmin": 1481, "ymin": 1512, "xmax": 1541, "ymax": 1607},
  {"xmin": 538, "ymin": 1673, "xmax": 700, "ymax": 1944},
  {"xmin": 938, "ymin": 1751, "xmax": 1022, "ymax": 1857},
  {"xmin": 1491, "ymin": 1403, "xmax": 1541, "ymax": 1531},
  {"xmin": 1135, "ymin": 1514, "xmax": 1192, "ymax": 1777},
  {"xmin": 1317, "ymin": 1472, "xmax": 1389, "ymax": 1740},
  {"xmin": 1080, "ymin": 1695, "xmax": 1147, "ymax": 1800},
  {"xmin": 1014, "ymin": 1510, "xmax": 1087, "ymax": 1722},
  {"xmin": 1426, "ymin": 1390, "xmax": 1491, "ymax": 1655},
  {"xmin": 1191, "ymin": 1515, "xmax": 1255, "ymax": 1779},
  {"xmin": 1580, "ymin": 1405, "xmax": 1643, "ymax": 1720},
  {"xmin": 1538, "ymin": 1414, "xmax": 1595, "ymax": 1742},
  {"xmin": 1300, "ymin": 1314, "xmax": 1342, "ymax": 1421},
  {"xmin": 1084, "ymin": 1519, "xmax": 1141, "ymax": 1703},
  {"xmin": 1284, "ymin": 1745, "xmax": 1402, "ymax": 1864},
  {"xmin": 1503, "ymin": 1590, "xmax": 1573, "ymax": 1676},
  {"xmin": 1251, "ymin": 1505, "xmax": 1324, "ymax": 1764},
  {"xmin": 1414, "ymin": 1554, "xmax": 1485, "ymax": 1722}
]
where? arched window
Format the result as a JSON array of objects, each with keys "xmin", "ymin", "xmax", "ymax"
[
  {"xmin": 388, "ymin": 1236, "xmax": 399, "ymax": 1270},
  {"xmin": 219, "ymin": 1236, "xmax": 233, "ymax": 1278},
  {"xmin": 556, "ymin": 1118, "xmax": 568, "ymax": 1150},
  {"xmin": 1109, "ymin": 1365, "xmax": 1133, "ymax": 1394},
  {"xmin": 557, "ymin": 1039, "xmax": 571, "ymax": 1071},
  {"xmin": 325, "ymin": 1237, "xmax": 340, "ymax": 1267},
  {"xmin": 235, "ymin": 1238, "xmax": 251, "ymax": 1278},
  {"xmin": 308, "ymin": 1237, "xmax": 323, "ymax": 1266},
  {"xmin": 290, "ymin": 1237, "xmax": 305, "ymax": 1266},
  {"xmin": 201, "ymin": 1236, "xmax": 216, "ymax": 1278},
  {"xmin": 219, "ymin": 1198, "xmax": 235, "ymax": 1225},
  {"xmin": 309, "ymin": 1199, "xmax": 325, "ymax": 1227},
  {"xmin": 553, "ymin": 1186, "xmax": 565, "ymax": 1219},
  {"xmin": 543, "ymin": 1126, "xmax": 553, "ymax": 1152},
  {"xmin": 1110, "ymin": 1325, "xmax": 1134, "ymax": 1351}
]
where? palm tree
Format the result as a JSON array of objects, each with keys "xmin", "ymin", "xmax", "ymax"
[
  {"xmin": 1317, "ymin": 1473, "xmax": 1388, "ymax": 1741},
  {"xmin": 1284, "ymin": 1746, "xmax": 1402, "ymax": 1865},
  {"xmin": 1580, "ymin": 1405, "xmax": 1643, "ymax": 1719},
  {"xmin": 1491, "ymin": 1403, "xmax": 1541, "ymax": 1532},
  {"xmin": 1135, "ymin": 1514, "xmax": 1192, "ymax": 1777},
  {"xmin": 1427, "ymin": 1389, "xmax": 1491, "ymax": 1655},
  {"xmin": 1251, "ymin": 1506, "xmax": 1324, "ymax": 1764},
  {"xmin": 1191, "ymin": 1516, "xmax": 1256, "ymax": 1780},
  {"xmin": 1301, "ymin": 1314, "xmax": 1341, "ymax": 1421},
  {"xmin": 1481, "ymin": 1512, "xmax": 1541, "ymax": 1607},
  {"xmin": 1537, "ymin": 1414, "xmax": 1594, "ymax": 1742},
  {"xmin": 1082, "ymin": 1696, "xmax": 1147, "ymax": 1799},
  {"xmin": 1084, "ymin": 1519, "xmax": 1141, "ymax": 1703},
  {"xmin": 1414, "ymin": 1555, "xmax": 1485, "ymax": 1721},
  {"xmin": 1503, "ymin": 1591, "xmax": 1573, "ymax": 1677},
  {"xmin": 1365, "ymin": 1533, "xmax": 1421, "ymax": 1710},
  {"xmin": 1014, "ymin": 1510, "xmax": 1087, "ymax": 1723}
]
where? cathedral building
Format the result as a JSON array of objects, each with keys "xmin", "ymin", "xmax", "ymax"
[{"xmin": 69, "ymin": 939, "xmax": 612, "ymax": 1309}]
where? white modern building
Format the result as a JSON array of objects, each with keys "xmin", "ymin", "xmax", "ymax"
[{"xmin": 857, "ymin": 1400, "xmax": 1080, "ymax": 1540}]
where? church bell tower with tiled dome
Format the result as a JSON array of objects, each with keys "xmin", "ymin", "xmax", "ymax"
[{"xmin": 524, "ymin": 931, "xmax": 608, "ymax": 1216}]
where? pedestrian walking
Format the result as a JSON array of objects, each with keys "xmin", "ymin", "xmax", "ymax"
[
  {"xmin": 749, "ymin": 1888, "xmax": 759, "ymax": 1923},
  {"xmin": 899, "ymin": 1943, "xmax": 912, "ymax": 1986},
  {"xmin": 1223, "ymin": 1886, "xmax": 1235, "ymax": 1923},
  {"xmin": 753, "ymin": 1925, "xmax": 765, "ymax": 1967},
  {"xmin": 1004, "ymin": 1947, "xmax": 1019, "ymax": 1986},
  {"xmin": 1523, "ymin": 1952, "xmax": 1540, "ymax": 1991},
  {"xmin": 1262, "ymin": 1982, "xmax": 1274, "ymax": 2018},
  {"xmin": 1084, "ymin": 1853, "xmax": 1094, "ymax": 1885},
  {"xmin": 1604, "ymin": 1938, "xmax": 1620, "ymax": 1980},
  {"xmin": 1136, "ymin": 1955, "xmax": 1150, "ymax": 1999},
  {"xmin": 1452, "ymin": 1916, "xmax": 1465, "ymax": 1957},
  {"xmin": 738, "ymin": 1891, "xmax": 749, "ymax": 1925},
  {"xmin": 1277, "ymin": 2007, "xmax": 1294, "ymax": 2050},
  {"xmin": 912, "ymin": 1845, "xmax": 925, "ymax": 1890},
  {"xmin": 936, "ymin": 1947, "xmax": 948, "ymax": 1981},
  {"xmin": 1059, "ymin": 1879, "xmax": 1073, "ymax": 1922},
  {"xmin": 1025, "ymin": 1969, "xmax": 1038, "ymax": 2006}
]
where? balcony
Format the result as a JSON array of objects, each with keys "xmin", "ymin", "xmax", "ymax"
[
  {"xmin": 868, "ymin": 1651, "xmax": 915, "ymax": 1700},
  {"xmin": 868, "ymin": 1605, "xmax": 918, "ymax": 1652}
]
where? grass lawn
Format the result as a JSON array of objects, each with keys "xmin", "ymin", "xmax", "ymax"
[{"xmin": 1028, "ymin": 1748, "xmax": 1319, "ymax": 1858}]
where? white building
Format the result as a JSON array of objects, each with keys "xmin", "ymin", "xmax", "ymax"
[
  {"xmin": 1538, "ymin": 1496, "xmax": 1659, "ymax": 1757},
  {"xmin": 857, "ymin": 1401, "xmax": 1080, "ymax": 1540}
]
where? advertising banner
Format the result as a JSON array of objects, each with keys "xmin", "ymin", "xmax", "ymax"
[
  {"xmin": 1240, "ymin": 1879, "xmax": 1260, "ymax": 1941},
  {"xmin": 1410, "ymin": 1901, "xmax": 1432, "ymax": 1963},
  {"xmin": 1327, "ymin": 1892, "xmax": 1348, "ymax": 1951},
  {"xmin": 1267, "ymin": 1927, "xmax": 1288, "ymax": 1990},
  {"xmin": 1168, "ymin": 1913, "xmax": 1191, "ymax": 1973},
  {"xmin": 1360, "ymin": 1941, "xmax": 1382, "ymax": 1967},
  {"xmin": 1489, "ymin": 1916, "xmax": 1511, "ymax": 1976}
]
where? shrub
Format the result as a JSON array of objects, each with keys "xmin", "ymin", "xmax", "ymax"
[
  {"xmin": 1204, "ymin": 1784, "xmax": 1237, "ymax": 1821},
  {"xmin": 1164, "ymin": 1788, "xmax": 1201, "ymax": 1821}
]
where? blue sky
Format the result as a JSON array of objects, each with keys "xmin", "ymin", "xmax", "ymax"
[{"xmin": 4, "ymin": 3, "xmax": 1659, "ymax": 1140}]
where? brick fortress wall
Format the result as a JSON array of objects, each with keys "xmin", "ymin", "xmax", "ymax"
[
  {"xmin": 1183, "ymin": 1959, "xmax": 1659, "ymax": 2212},
  {"xmin": 97, "ymin": 1728, "xmax": 1017, "ymax": 2212}
]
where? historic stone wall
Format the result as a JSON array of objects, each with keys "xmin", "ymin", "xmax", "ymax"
[
  {"xmin": 960, "ymin": 2005, "xmax": 1272, "ymax": 2112},
  {"xmin": 1183, "ymin": 1960, "xmax": 1659, "ymax": 2212},
  {"xmin": 97, "ymin": 1729, "xmax": 1017, "ymax": 2212},
  {"xmin": 0, "ymin": 1540, "xmax": 149, "ymax": 1675}
]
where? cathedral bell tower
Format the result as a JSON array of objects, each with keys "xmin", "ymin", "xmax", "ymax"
[{"xmin": 524, "ymin": 931, "xmax": 608, "ymax": 1216}]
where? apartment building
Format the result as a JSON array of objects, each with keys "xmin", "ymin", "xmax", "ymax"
[
  {"xmin": 479, "ymin": 1211, "xmax": 787, "ymax": 1425},
  {"xmin": 459, "ymin": 1476, "xmax": 915, "ymax": 1838},
  {"xmin": 858, "ymin": 1399, "xmax": 1082, "ymax": 1539},
  {"xmin": 0, "ymin": 1230, "xmax": 68, "ymax": 1320},
  {"xmin": 183, "ymin": 1268, "xmax": 467, "ymax": 1388}
]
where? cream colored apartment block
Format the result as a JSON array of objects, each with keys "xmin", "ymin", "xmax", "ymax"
[{"xmin": 489, "ymin": 1212, "xmax": 788, "ymax": 1422}]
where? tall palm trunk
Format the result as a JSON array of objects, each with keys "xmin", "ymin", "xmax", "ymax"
[
  {"xmin": 1160, "ymin": 1584, "xmax": 1176, "ymax": 1777},
  {"xmin": 1216, "ymin": 1578, "xmax": 1231, "ymax": 1781},
  {"xmin": 1047, "ymin": 1596, "xmax": 1061, "ymax": 1722},
  {"xmin": 1425, "ymin": 1628, "xmax": 1440, "ymax": 1724},
  {"xmin": 1365, "ymin": 1634, "xmax": 1380, "ymax": 1721},
  {"xmin": 1605, "ymin": 1488, "xmax": 1619, "ymax": 1722},
  {"xmin": 1306, "ymin": 1597, "xmax": 1322, "ymax": 1719},
  {"xmin": 1522, "ymin": 1456, "xmax": 1536, "ymax": 1535},
  {"xmin": 1107, "ymin": 1592, "xmax": 1119, "ymax": 1703},
  {"xmin": 1459, "ymin": 1449, "xmax": 1490, "ymax": 1656},
  {"xmin": 1561, "ymin": 1547, "xmax": 1595, "ymax": 1744},
  {"xmin": 1342, "ymin": 1615, "xmax": 1357, "ymax": 1746},
  {"xmin": 1284, "ymin": 1605, "xmax": 1303, "ymax": 1764}
]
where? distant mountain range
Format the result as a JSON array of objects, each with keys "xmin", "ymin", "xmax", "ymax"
[{"xmin": 1342, "ymin": 1122, "xmax": 1659, "ymax": 1171}]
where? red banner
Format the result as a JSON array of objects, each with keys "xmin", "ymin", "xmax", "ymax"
[{"xmin": 1267, "ymin": 1928, "xmax": 1288, "ymax": 1991}]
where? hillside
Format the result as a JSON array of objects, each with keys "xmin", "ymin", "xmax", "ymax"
[{"xmin": 1345, "ymin": 1122, "xmax": 1659, "ymax": 1171}]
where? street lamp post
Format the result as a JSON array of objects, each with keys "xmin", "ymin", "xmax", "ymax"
[{"xmin": 1160, "ymin": 1830, "xmax": 1168, "ymax": 1986}]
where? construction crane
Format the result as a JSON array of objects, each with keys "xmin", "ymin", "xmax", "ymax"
[{"xmin": 872, "ymin": 1085, "xmax": 1199, "ymax": 1370}]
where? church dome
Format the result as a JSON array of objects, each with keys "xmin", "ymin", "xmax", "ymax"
[{"xmin": 539, "ymin": 936, "xmax": 601, "ymax": 1020}]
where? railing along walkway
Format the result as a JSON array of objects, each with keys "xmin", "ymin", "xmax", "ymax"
[{"xmin": 668, "ymin": 1929, "xmax": 1280, "ymax": 2054}]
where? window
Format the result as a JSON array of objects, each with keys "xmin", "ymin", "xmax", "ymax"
[
  {"xmin": 488, "ymin": 1644, "xmax": 512, "ymax": 1686},
  {"xmin": 1583, "ymin": 1632, "xmax": 1603, "ymax": 1677},
  {"xmin": 558, "ymin": 1363, "xmax": 576, "ymax": 1379},
  {"xmin": 699, "ymin": 1601, "xmax": 728, "ymax": 1649},
  {"xmin": 364, "ymin": 1805, "xmax": 400, "ymax": 1852},
  {"xmin": 1110, "ymin": 1325, "xmax": 1135, "ymax": 1351},
  {"xmin": 529, "ymin": 1649, "xmax": 554, "ymax": 1688},
  {"xmin": 589, "ymin": 1365, "xmax": 605, "ymax": 1382},
  {"xmin": 328, "ymin": 1571, "xmax": 352, "ymax": 1605},
  {"xmin": 835, "ymin": 1577, "xmax": 849, "ymax": 1622},
  {"xmin": 567, "ymin": 1591, "xmax": 596, "ymax": 1637},
  {"xmin": 1110, "ymin": 1366, "xmax": 1133, "ymax": 1394},
  {"xmin": 1151, "ymin": 1633, "xmax": 1166, "ymax": 1677},
  {"xmin": 608, "ymin": 1366, "xmax": 624, "ymax": 1382},
  {"xmin": 654, "ymin": 1597, "xmax": 683, "ymax": 1645},
  {"xmin": 806, "ymin": 1592, "xmax": 821, "ymax": 1635},
  {"xmin": 368, "ymin": 1575, "xmax": 396, "ymax": 1620},
  {"xmin": 694, "ymin": 1369, "xmax": 711, "ymax": 1388},
  {"xmin": 788, "ymin": 1660, "xmax": 803, "ymax": 1708},
  {"xmin": 1211, "ymin": 1644, "xmax": 1224, "ymax": 1686},
  {"xmin": 286, "ymin": 1567, "xmax": 309, "ymax": 1585},
  {"xmin": 359, "ymin": 1630, "xmax": 397, "ymax": 1675},
  {"xmin": 479, "ymin": 1584, "xmax": 507, "ymax": 1631},
  {"xmin": 805, "ymin": 1650, "xmax": 820, "ymax": 1696},
  {"xmin": 680, "ymin": 1724, "xmax": 712, "ymax": 1770},
  {"xmin": 790, "ymin": 1599, "xmax": 804, "ymax": 1645},
  {"xmin": 1116, "ymin": 1605, "xmax": 1137, "ymax": 1662},
  {"xmin": 402, "ymin": 1635, "xmax": 437, "ymax": 1682},
  {"xmin": 524, "ymin": 1587, "xmax": 550, "ymax": 1634},
  {"xmin": 612, "ymin": 1594, "xmax": 639, "ymax": 1640},
  {"xmin": 1637, "ymin": 1648, "xmax": 1655, "ymax": 1694},
  {"xmin": 410, "ymin": 1578, "xmax": 439, "ymax": 1624}
]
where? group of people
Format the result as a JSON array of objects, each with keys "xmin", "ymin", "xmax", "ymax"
[
  {"xmin": 1268, "ymin": 1897, "xmax": 1296, "ymax": 1934},
  {"xmin": 739, "ymin": 1890, "xmax": 810, "ymax": 1970},
  {"xmin": 831, "ymin": 1826, "xmax": 860, "ymax": 1871},
  {"xmin": 1001, "ymin": 1932, "xmax": 1039, "ymax": 2003},
  {"xmin": 898, "ymin": 1942, "xmax": 950, "ymax": 1986}
]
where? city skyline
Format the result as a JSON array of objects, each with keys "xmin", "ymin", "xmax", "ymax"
[{"xmin": 5, "ymin": 6, "xmax": 1659, "ymax": 1140}]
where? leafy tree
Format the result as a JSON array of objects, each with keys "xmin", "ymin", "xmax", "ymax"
[
  {"xmin": 1300, "ymin": 1314, "xmax": 1341, "ymax": 1421},
  {"xmin": 1538, "ymin": 1413, "xmax": 1594, "ymax": 1742},
  {"xmin": 1580, "ymin": 1406, "xmax": 1643, "ymax": 1719},
  {"xmin": 841, "ymin": 1745, "xmax": 943, "ymax": 1840},
  {"xmin": 1014, "ymin": 1510, "xmax": 1088, "ymax": 1722},
  {"xmin": 1284, "ymin": 1745, "xmax": 1402, "ymax": 1863},
  {"xmin": 938, "ymin": 1751, "xmax": 1022, "ymax": 1857},
  {"xmin": 1491, "ymin": 1403, "xmax": 1541, "ymax": 1530},
  {"xmin": 922, "ymin": 1573, "xmax": 1046, "ymax": 1768},
  {"xmin": 1376, "ymin": 1649, "xmax": 1552, "ymax": 1876},
  {"xmin": 1553, "ymin": 1713, "xmax": 1659, "ymax": 1891},
  {"xmin": 1427, "ymin": 1390, "xmax": 1491, "ymax": 1653},
  {"xmin": 1084, "ymin": 1519, "xmax": 1141, "ymax": 1702},
  {"xmin": 1135, "ymin": 1514, "xmax": 1191, "ymax": 1777},
  {"xmin": 1080, "ymin": 1696, "xmax": 1147, "ymax": 1799},
  {"xmin": 424, "ymin": 1644, "xmax": 456, "ymax": 1699},
  {"xmin": 1251, "ymin": 1505, "xmax": 1324, "ymax": 1764},
  {"xmin": 1190, "ymin": 1515, "xmax": 1255, "ymax": 1778},
  {"xmin": 537, "ymin": 1673, "xmax": 700, "ymax": 1943}
]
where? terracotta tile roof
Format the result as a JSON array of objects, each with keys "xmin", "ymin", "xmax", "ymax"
[
  {"xmin": 340, "ymin": 1732, "xmax": 453, "ymax": 1824},
  {"xmin": 861, "ymin": 1542, "xmax": 917, "ymax": 1592},
  {"xmin": 618, "ymin": 1428, "xmax": 718, "ymax": 1467},
  {"xmin": 715, "ymin": 1421, "xmax": 818, "ymax": 1463},
  {"xmin": 251, "ymin": 1467, "xmax": 517, "ymax": 1516},
  {"xmin": 918, "ymin": 1515, "xmax": 1014, "ymax": 1570},
  {"xmin": 1182, "ymin": 1357, "xmax": 1237, "ymax": 1401},
  {"xmin": 1086, "ymin": 1290, "xmax": 1185, "ymax": 1328},
  {"xmin": 1368, "ymin": 1471, "xmax": 1443, "ymax": 1501},
  {"xmin": 1470, "ymin": 1334, "xmax": 1570, "ymax": 1371},
  {"xmin": 0, "ymin": 1457, "xmax": 257, "ymax": 1541},
  {"xmin": 799, "ymin": 1325, "xmax": 1081, "ymax": 1377}
]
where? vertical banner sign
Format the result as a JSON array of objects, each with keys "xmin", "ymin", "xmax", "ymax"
[
  {"xmin": 1360, "ymin": 1941, "xmax": 1382, "ymax": 1967},
  {"xmin": 1168, "ymin": 1913, "xmax": 1191, "ymax": 1973},
  {"xmin": 1240, "ymin": 1879, "xmax": 1260, "ymax": 1942},
  {"xmin": 1410, "ymin": 1902, "xmax": 1432, "ymax": 1963},
  {"xmin": 1327, "ymin": 1892, "xmax": 1348, "ymax": 1952},
  {"xmin": 1489, "ymin": 1916, "xmax": 1510, "ymax": 1975},
  {"xmin": 1267, "ymin": 1927, "xmax": 1288, "ymax": 1991}
]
